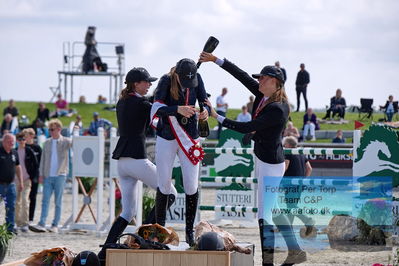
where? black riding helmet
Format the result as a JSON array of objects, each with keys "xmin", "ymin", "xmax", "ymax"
[
  {"xmin": 197, "ymin": 232, "xmax": 225, "ymax": 251},
  {"xmin": 252, "ymin": 65, "xmax": 285, "ymax": 84},
  {"xmin": 72, "ymin": 251, "xmax": 100, "ymax": 266}
]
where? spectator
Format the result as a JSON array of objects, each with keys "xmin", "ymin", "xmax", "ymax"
[
  {"xmin": 236, "ymin": 105, "xmax": 252, "ymax": 122},
  {"xmin": 33, "ymin": 118, "xmax": 49, "ymax": 138},
  {"xmin": 246, "ymin": 95, "xmax": 255, "ymax": 113},
  {"xmin": 216, "ymin": 87, "xmax": 228, "ymax": 138},
  {"xmin": 3, "ymin": 99, "xmax": 19, "ymax": 118},
  {"xmin": 0, "ymin": 133, "xmax": 23, "ymax": 233},
  {"xmin": 323, "ymin": 89, "xmax": 347, "ymax": 120},
  {"xmin": 97, "ymin": 95, "xmax": 107, "ymax": 104},
  {"xmin": 1, "ymin": 113, "xmax": 15, "ymax": 136},
  {"xmin": 36, "ymin": 102, "xmax": 50, "ymax": 123},
  {"xmin": 275, "ymin": 61, "xmax": 287, "ymax": 82},
  {"xmin": 54, "ymin": 93, "xmax": 70, "ymax": 117},
  {"xmin": 22, "ymin": 128, "xmax": 42, "ymax": 224},
  {"xmin": 88, "ymin": 112, "xmax": 112, "ymax": 136},
  {"xmin": 283, "ymin": 121, "xmax": 300, "ymax": 139},
  {"xmin": 332, "ymin": 129, "xmax": 345, "ymax": 143},
  {"xmin": 69, "ymin": 115, "xmax": 83, "ymax": 135},
  {"xmin": 15, "ymin": 132, "xmax": 38, "ymax": 233},
  {"xmin": 295, "ymin": 63, "xmax": 310, "ymax": 112},
  {"xmin": 283, "ymin": 136, "xmax": 314, "ymax": 232},
  {"xmin": 79, "ymin": 95, "xmax": 87, "ymax": 104},
  {"xmin": 380, "ymin": 95, "xmax": 397, "ymax": 122},
  {"xmin": 302, "ymin": 108, "xmax": 319, "ymax": 141},
  {"xmin": 29, "ymin": 119, "xmax": 72, "ymax": 233}
]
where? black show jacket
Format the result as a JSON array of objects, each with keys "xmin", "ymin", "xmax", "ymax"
[
  {"xmin": 112, "ymin": 94, "xmax": 152, "ymax": 160},
  {"xmin": 220, "ymin": 59, "xmax": 289, "ymax": 164},
  {"xmin": 154, "ymin": 73, "xmax": 209, "ymax": 140}
]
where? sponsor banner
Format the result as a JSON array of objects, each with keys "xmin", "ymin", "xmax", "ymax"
[
  {"xmin": 215, "ymin": 189, "xmax": 256, "ymax": 221},
  {"xmin": 166, "ymin": 193, "xmax": 186, "ymax": 224}
]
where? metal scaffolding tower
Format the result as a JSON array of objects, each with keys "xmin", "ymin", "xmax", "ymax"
[{"xmin": 50, "ymin": 41, "xmax": 125, "ymax": 104}]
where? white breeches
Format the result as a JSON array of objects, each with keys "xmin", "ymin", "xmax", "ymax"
[
  {"xmin": 117, "ymin": 157, "xmax": 177, "ymax": 222},
  {"xmin": 155, "ymin": 137, "xmax": 199, "ymax": 196},
  {"xmin": 256, "ymin": 156, "xmax": 285, "ymax": 225}
]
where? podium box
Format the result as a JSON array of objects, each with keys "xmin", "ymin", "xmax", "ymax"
[{"xmin": 106, "ymin": 243, "xmax": 254, "ymax": 266}]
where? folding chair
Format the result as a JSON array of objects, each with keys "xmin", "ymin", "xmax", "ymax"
[{"xmin": 357, "ymin": 98, "xmax": 373, "ymax": 121}]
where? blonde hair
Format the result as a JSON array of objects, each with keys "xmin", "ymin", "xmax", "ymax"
[
  {"xmin": 48, "ymin": 119, "xmax": 63, "ymax": 129},
  {"xmin": 22, "ymin": 128, "xmax": 35, "ymax": 136},
  {"xmin": 264, "ymin": 80, "xmax": 289, "ymax": 112},
  {"xmin": 168, "ymin": 67, "xmax": 181, "ymax": 101}
]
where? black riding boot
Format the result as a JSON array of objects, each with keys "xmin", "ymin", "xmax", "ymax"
[
  {"xmin": 259, "ymin": 219, "xmax": 275, "ymax": 266},
  {"xmin": 185, "ymin": 191, "xmax": 199, "ymax": 246},
  {"xmin": 98, "ymin": 216, "xmax": 129, "ymax": 266},
  {"xmin": 155, "ymin": 188, "xmax": 171, "ymax": 226},
  {"xmin": 145, "ymin": 192, "xmax": 175, "ymax": 224}
]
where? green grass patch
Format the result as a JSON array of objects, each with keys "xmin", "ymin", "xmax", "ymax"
[{"xmin": 0, "ymin": 101, "xmax": 385, "ymax": 132}]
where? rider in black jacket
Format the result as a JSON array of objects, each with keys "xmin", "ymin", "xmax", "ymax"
[
  {"xmin": 200, "ymin": 52, "xmax": 306, "ymax": 265},
  {"xmin": 151, "ymin": 58, "xmax": 210, "ymax": 246},
  {"xmin": 98, "ymin": 67, "xmax": 177, "ymax": 265}
]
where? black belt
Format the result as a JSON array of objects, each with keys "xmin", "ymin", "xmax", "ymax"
[{"xmin": 0, "ymin": 182, "xmax": 12, "ymax": 185}]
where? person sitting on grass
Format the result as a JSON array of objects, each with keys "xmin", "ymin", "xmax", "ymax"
[
  {"xmin": 302, "ymin": 108, "xmax": 319, "ymax": 141},
  {"xmin": 283, "ymin": 121, "xmax": 300, "ymax": 139},
  {"xmin": 88, "ymin": 112, "xmax": 112, "ymax": 136},
  {"xmin": 323, "ymin": 88, "xmax": 346, "ymax": 120},
  {"xmin": 236, "ymin": 105, "xmax": 252, "ymax": 122},
  {"xmin": 332, "ymin": 129, "xmax": 345, "ymax": 143}
]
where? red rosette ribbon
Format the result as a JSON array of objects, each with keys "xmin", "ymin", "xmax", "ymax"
[{"xmin": 188, "ymin": 145, "xmax": 205, "ymax": 165}]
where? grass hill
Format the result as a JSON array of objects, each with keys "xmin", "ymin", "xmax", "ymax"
[{"xmin": 0, "ymin": 101, "xmax": 387, "ymax": 141}]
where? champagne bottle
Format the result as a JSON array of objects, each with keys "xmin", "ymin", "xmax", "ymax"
[
  {"xmin": 197, "ymin": 36, "xmax": 219, "ymax": 69},
  {"xmin": 198, "ymin": 102, "xmax": 210, "ymax": 137}
]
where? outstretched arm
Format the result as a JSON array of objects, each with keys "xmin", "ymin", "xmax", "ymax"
[{"xmin": 199, "ymin": 52, "xmax": 261, "ymax": 97}]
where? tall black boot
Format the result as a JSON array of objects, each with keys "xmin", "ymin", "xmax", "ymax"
[
  {"xmin": 155, "ymin": 188, "xmax": 170, "ymax": 226},
  {"xmin": 98, "ymin": 216, "xmax": 129, "ymax": 266},
  {"xmin": 259, "ymin": 219, "xmax": 275, "ymax": 266},
  {"xmin": 185, "ymin": 191, "xmax": 199, "ymax": 246},
  {"xmin": 145, "ymin": 193, "xmax": 175, "ymax": 224}
]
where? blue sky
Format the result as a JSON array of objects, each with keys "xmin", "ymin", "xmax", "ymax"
[{"xmin": 1, "ymin": 0, "xmax": 398, "ymax": 110}]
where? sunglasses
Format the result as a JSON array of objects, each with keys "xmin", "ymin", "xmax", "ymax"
[
  {"xmin": 17, "ymin": 138, "xmax": 26, "ymax": 141},
  {"xmin": 49, "ymin": 128, "xmax": 59, "ymax": 132}
]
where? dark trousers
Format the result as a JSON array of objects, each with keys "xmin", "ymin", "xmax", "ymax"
[
  {"xmin": 216, "ymin": 110, "xmax": 226, "ymax": 139},
  {"xmin": 29, "ymin": 180, "xmax": 39, "ymax": 221},
  {"xmin": 324, "ymin": 107, "xmax": 345, "ymax": 119},
  {"xmin": 296, "ymin": 86, "xmax": 308, "ymax": 111}
]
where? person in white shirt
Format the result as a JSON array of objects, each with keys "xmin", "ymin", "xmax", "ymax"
[
  {"xmin": 29, "ymin": 119, "xmax": 72, "ymax": 233},
  {"xmin": 216, "ymin": 87, "xmax": 228, "ymax": 138},
  {"xmin": 236, "ymin": 105, "xmax": 252, "ymax": 122}
]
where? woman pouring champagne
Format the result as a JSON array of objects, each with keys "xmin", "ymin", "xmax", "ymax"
[{"xmin": 199, "ymin": 52, "xmax": 306, "ymax": 266}]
